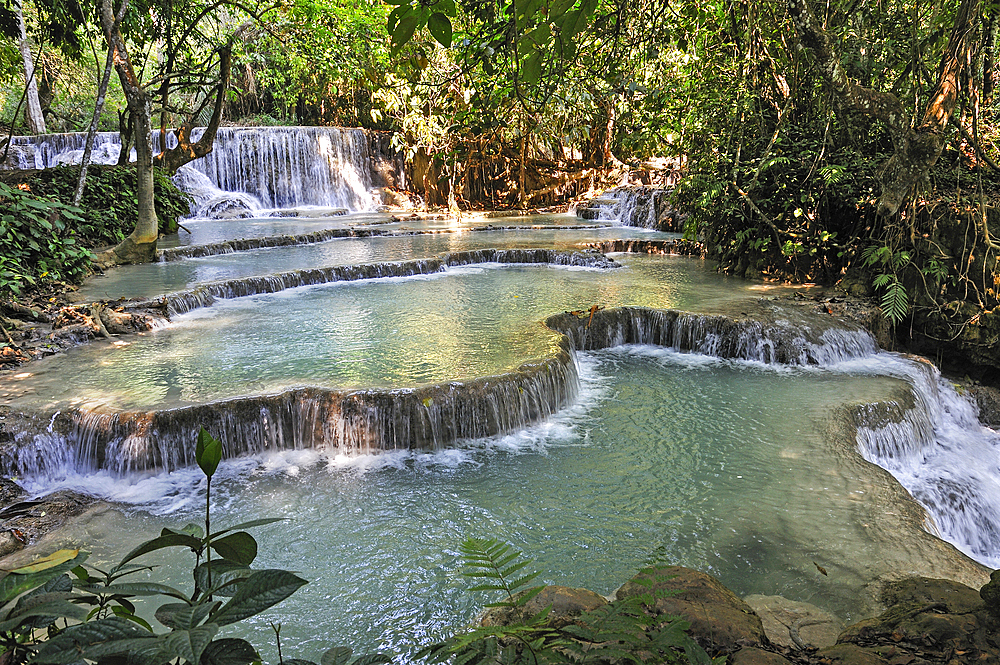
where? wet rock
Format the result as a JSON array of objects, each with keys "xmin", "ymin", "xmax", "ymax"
[
  {"xmin": 480, "ymin": 585, "xmax": 608, "ymax": 629},
  {"xmin": 817, "ymin": 644, "xmax": 888, "ymax": 665},
  {"xmin": 980, "ymin": 570, "xmax": 1000, "ymax": 617},
  {"xmin": 745, "ymin": 594, "xmax": 844, "ymax": 649},
  {"xmin": 731, "ymin": 646, "xmax": 795, "ymax": 665},
  {"xmin": 837, "ymin": 576, "xmax": 1000, "ymax": 665},
  {"xmin": 969, "ymin": 385, "xmax": 1000, "ymax": 428},
  {"xmin": 615, "ymin": 565, "xmax": 766, "ymax": 653},
  {"xmin": 0, "ymin": 528, "xmax": 27, "ymax": 557},
  {"xmin": 0, "ymin": 477, "xmax": 27, "ymax": 506},
  {"xmin": 0, "ymin": 489, "xmax": 98, "ymax": 563},
  {"xmin": 882, "ymin": 577, "xmax": 984, "ymax": 615}
]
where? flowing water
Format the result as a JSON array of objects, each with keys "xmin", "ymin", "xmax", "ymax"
[{"xmin": 1, "ymin": 130, "xmax": 998, "ymax": 662}]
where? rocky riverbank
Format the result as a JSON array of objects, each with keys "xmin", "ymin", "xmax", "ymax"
[{"xmin": 485, "ymin": 567, "xmax": 1000, "ymax": 665}]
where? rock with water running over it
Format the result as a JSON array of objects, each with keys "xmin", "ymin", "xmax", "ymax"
[
  {"xmin": 615, "ymin": 566, "xmax": 767, "ymax": 653},
  {"xmin": 0, "ymin": 489, "xmax": 98, "ymax": 564},
  {"xmin": 969, "ymin": 385, "xmax": 1000, "ymax": 428}
]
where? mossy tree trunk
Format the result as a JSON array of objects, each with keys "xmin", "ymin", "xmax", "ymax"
[
  {"xmin": 99, "ymin": 0, "xmax": 158, "ymax": 264},
  {"xmin": 787, "ymin": 0, "xmax": 981, "ymax": 217}
]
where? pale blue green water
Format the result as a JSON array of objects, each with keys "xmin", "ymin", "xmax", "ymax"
[
  {"xmin": 53, "ymin": 349, "xmax": 908, "ymax": 661},
  {"xmin": 9, "ymin": 214, "xmax": 985, "ymax": 664}
]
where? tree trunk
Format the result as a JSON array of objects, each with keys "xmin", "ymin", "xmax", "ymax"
[
  {"xmin": 787, "ymin": 0, "xmax": 980, "ymax": 216},
  {"xmin": 154, "ymin": 44, "xmax": 234, "ymax": 173},
  {"xmin": 74, "ymin": 32, "xmax": 119, "ymax": 206},
  {"xmin": 99, "ymin": 0, "xmax": 158, "ymax": 265},
  {"xmin": 15, "ymin": 0, "xmax": 46, "ymax": 134}
]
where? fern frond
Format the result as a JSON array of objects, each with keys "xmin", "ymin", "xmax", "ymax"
[
  {"xmin": 872, "ymin": 273, "xmax": 893, "ymax": 288},
  {"xmin": 459, "ymin": 537, "xmax": 540, "ymax": 604},
  {"xmin": 880, "ymin": 279, "xmax": 909, "ymax": 324}
]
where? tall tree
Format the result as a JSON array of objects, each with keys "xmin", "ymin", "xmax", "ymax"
[
  {"xmin": 14, "ymin": 0, "xmax": 46, "ymax": 133},
  {"xmin": 787, "ymin": 0, "xmax": 982, "ymax": 217}
]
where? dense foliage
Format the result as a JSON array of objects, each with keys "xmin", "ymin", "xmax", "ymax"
[
  {"xmin": 0, "ymin": 166, "xmax": 189, "ymax": 297},
  {"xmin": 2, "ymin": 0, "xmax": 999, "ymax": 359}
]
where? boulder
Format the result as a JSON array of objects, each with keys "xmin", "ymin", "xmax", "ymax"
[
  {"xmin": 731, "ymin": 646, "xmax": 794, "ymax": 665},
  {"xmin": 745, "ymin": 594, "xmax": 844, "ymax": 649},
  {"xmin": 969, "ymin": 385, "xmax": 1000, "ymax": 428},
  {"xmin": 480, "ymin": 585, "xmax": 608, "ymax": 629},
  {"xmin": 837, "ymin": 576, "xmax": 1000, "ymax": 665},
  {"xmin": 816, "ymin": 644, "xmax": 887, "ymax": 665},
  {"xmin": 615, "ymin": 565, "xmax": 766, "ymax": 653}
]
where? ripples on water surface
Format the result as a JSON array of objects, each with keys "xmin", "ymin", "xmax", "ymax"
[{"xmin": 6, "ymin": 211, "xmax": 995, "ymax": 662}]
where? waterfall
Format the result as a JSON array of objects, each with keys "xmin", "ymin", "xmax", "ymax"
[
  {"xmin": 848, "ymin": 354, "xmax": 1000, "ymax": 567},
  {"xmin": 545, "ymin": 306, "xmax": 880, "ymax": 365},
  {"xmin": 574, "ymin": 187, "xmax": 683, "ymax": 231},
  {"xmin": 1, "ymin": 126, "xmax": 405, "ymax": 215},
  {"xmin": 154, "ymin": 250, "xmax": 619, "ymax": 316},
  {"xmin": 186, "ymin": 126, "xmax": 379, "ymax": 211},
  {"xmin": 2, "ymin": 351, "xmax": 579, "ymax": 476}
]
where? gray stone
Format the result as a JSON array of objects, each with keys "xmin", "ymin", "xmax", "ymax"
[{"xmin": 744, "ymin": 594, "xmax": 844, "ymax": 649}]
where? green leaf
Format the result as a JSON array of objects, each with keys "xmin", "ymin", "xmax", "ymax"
[
  {"xmin": 392, "ymin": 15, "xmax": 419, "ymax": 52},
  {"xmin": 209, "ymin": 569, "xmax": 307, "ymax": 626},
  {"xmin": 386, "ymin": 4, "xmax": 407, "ymax": 34},
  {"xmin": 350, "ymin": 655, "xmax": 393, "ymax": 665},
  {"xmin": 117, "ymin": 532, "xmax": 203, "ymax": 567},
  {"xmin": 31, "ymin": 616, "xmax": 155, "ymax": 663},
  {"xmin": 155, "ymin": 600, "xmax": 214, "ymax": 629},
  {"xmin": 428, "ymin": 13, "xmax": 452, "ymax": 48},
  {"xmin": 521, "ymin": 51, "xmax": 543, "ymax": 84},
  {"xmin": 159, "ymin": 624, "xmax": 220, "ymax": 664},
  {"xmin": 210, "ymin": 531, "xmax": 257, "ymax": 566},
  {"xmin": 200, "ymin": 638, "xmax": 259, "ymax": 665},
  {"xmin": 0, "ymin": 551, "xmax": 87, "ymax": 605},
  {"xmin": 195, "ymin": 559, "xmax": 253, "ymax": 597},
  {"xmin": 78, "ymin": 581, "xmax": 190, "ymax": 600},
  {"xmin": 110, "ymin": 605, "xmax": 155, "ymax": 632},
  {"xmin": 0, "ymin": 598, "xmax": 89, "ymax": 633},
  {"xmin": 197, "ymin": 427, "xmax": 223, "ymax": 479},
  {"xmin": 322, "ymin": 645, "xmax": 353, "ymax": 665}
]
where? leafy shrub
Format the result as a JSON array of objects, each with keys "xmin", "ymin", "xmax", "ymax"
[
  {"xmin": 0, "ymin": 181, "xmax": 93, "ymax": 297},
  {"xmin": 418, "ymin": 537, "xmax": 720, "ymax": 665},
  {"xmin": 3, "ymin": 165, "xmax": 190, "ymax": 247}
]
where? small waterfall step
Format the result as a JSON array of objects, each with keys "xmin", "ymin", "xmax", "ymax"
[
  {"xmin": 145, "ymin": 248, "xmax": 621, "ymax": 316},
  {"xmin": 0, "ymin": 304, "xmax": 883, "ymax": 478},
  {"xmin": 576, "ymin": 186, "xmax": 684, "ymax": 231},
  {"xmin": 587, "ymin": 239, "xmax": 706, "ymax": 257}
]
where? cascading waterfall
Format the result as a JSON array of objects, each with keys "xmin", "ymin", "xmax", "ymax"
[
  {"xmin": 849, "ymin": 355, "xmax": 1000, "ymax": 567},
  {"xmin": 1, "ymin": 126, "xmax": 404, "ymax": 215},
  {"xmin": 574, "ymin": 187, "xmax": 681, "ymax": 230},
  {"xmin": 3, "ymin": 351, "xmax": 579, "ymax": 477},
  {"xmin": 1, "ymin": 306, "xmax": 883, "ymax": 480},
  {"xmin": 186, "ymin": 126, "xmax": 380, "ymax": 211}
]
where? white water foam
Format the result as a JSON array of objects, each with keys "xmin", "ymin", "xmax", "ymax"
[{"xmin": 12, "ymin": 354, "xmax": 607, "ymax": 515}]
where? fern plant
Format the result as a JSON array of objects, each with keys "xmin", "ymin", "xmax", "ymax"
[
  {"xmin": 418, "ymin": 538, "xmax": 721, "ymax": 665},
  {"xmin": 862, "ymin": 244, "xmax": 911, "ymax": 325}
]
